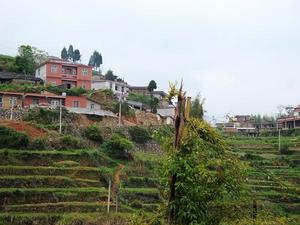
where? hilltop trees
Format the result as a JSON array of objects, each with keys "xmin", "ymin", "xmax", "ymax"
[
  {"xmin": 190, "ymin": 93, "xmax": 205, "ymax": 120},
  {"xmin": 148, "ymin": 80, "xmax": 157, "ymax": 92},
  {"xmin": 61, "ymin": 47, "xmax": 68, "ymax": 59},
  {"xmin": 105, "ymin": 70, "xmax": 118, "ymax": 81},
  {"xmin": 73, "ymin": 49, "xmax": 81, "ymax": 62},
  {"xmin": 67, "ymin": 45, "xmax": 74, "ymax": 61},
  {"xmin": 88, "ymin": 50, "xmax": 102, "ymax": 71}
]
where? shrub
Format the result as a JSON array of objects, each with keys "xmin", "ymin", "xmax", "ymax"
[
  {"xmin": 83, "ymin": 125, "xmax": 103, "ymax": 143},
  {"xmin": 59, "ymin": 135, "xmax": 83, "ymax": 150},
  {"xmin": 280, "ymin": 142, "xmax": 291, "ymax": 155},
  {"xmin": 128, "ymin": 126, "xmax": 151, "ymax": 144},
  {"xmin": 102, "ymin": 134, "xmax": 134, "ymax": 160},
  {"xmin": 0, "ymin": 125, "xmax": 29, "ymax": 148},
  {"xmin": 113, "ymin": 102, "xmax": 135, "ymax": 118},
  {"xmin": 29, "ymin": 138, "xmax": 49, "ymax": 150}
]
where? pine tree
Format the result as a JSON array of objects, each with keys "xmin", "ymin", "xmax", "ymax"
[
  {"xmin": 88, "ymin": 54, "xmax": 95, "ymax": 67},
  {"xmin": 73, "ymin": 49, "xmax": 81, "ymax": 62},
  {"xmin": 67, "ymin": 45, "xmax": 74, "ymax": 61},
  {"xmin": 61, "ymin": 47, "xmax": 68, "ymax": 59}
]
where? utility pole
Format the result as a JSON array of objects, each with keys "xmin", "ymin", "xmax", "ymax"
[
  {"xmin": 118, "ymin": 98, "xmax": 122, "ymax": 126},
  {"xmin": 59, "ymin": 93, "xmax": 66, "ymax": 134},
  {"xmin": 278, "ymin": 129, "xmax": 281, "ymax": 153},
  {"xmin": 107, "ymin": 179, "xmax": 111, "ymax": 213}
]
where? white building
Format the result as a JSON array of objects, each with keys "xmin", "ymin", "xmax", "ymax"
[
  {"xmin": 156, "ymin": 106, "xmax": 176, "ymax": 125},
  {"xmin": 92, "ymin": 80, "xmax": 129, "ymax": 96}
]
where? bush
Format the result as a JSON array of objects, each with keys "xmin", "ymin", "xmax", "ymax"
[
  {"xmin": 102, "ymin": 134, "xmax": 134, "ymax": 160},
  {"xmin": 113, "ymin": 102, "xmax": 135, "ymax": 118},
  {"xmin": 29, "ymin": 138, "xmax": 49, "ymax": 150},
  {"xmin": 128, "ymin": 126, "xmax": 151, "ymax": 144},
  {"xmin": 0, "ymin": 125, "xmax": 29, "ymax": 148},
  {"xmin": 25, "ymin": 108, "xmax": 60, "ymax": 124},
  {"xmin": 280, "ymin": 142, "xmax": 291, "ymax": 155},
  {"xmin": 83, "ymin": 125, "xmax": 103, "ymax": 143},
  {"xmin": 59, "ymin": 135, "xmax": 84, "ymax": 150}
]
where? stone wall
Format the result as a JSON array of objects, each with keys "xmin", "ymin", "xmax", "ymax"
[{"xmin": 0, "ymin": 108, "xmax": 28, "ymax": 121}]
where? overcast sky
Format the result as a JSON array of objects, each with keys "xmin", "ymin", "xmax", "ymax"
[{"xmin": 1, "ymin": 0, "xmax": 299, "ymax": 121}]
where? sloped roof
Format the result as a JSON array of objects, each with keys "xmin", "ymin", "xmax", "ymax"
[{"xmin": 0, "ymin": 71, "xmax": 42, "ymax": 82}]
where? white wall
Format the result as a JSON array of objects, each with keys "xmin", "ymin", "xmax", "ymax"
[
  {"xmin": 35, "ymin": 65, "xmax": 46, "ymax": 81},
  {"xmin": 87, "ymin": 100, "xmax": 101, "ymax": 110}
]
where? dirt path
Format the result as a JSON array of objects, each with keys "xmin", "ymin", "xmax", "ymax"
[
  {"xmin": 112, "ymin": 164, "xmax": 125, "ymax": 198},
  {"xmin": 0, "ymin": 119, "xmax": 46, "ymax": 137}
]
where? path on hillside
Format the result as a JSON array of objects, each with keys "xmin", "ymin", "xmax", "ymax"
[{"xmin": 112, "ymin": 164, "xmax": 124, "ymax": 198}]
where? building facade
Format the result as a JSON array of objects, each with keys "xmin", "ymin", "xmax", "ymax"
[
  {"xmin": 92, "ymin": 80, "xmax": 129, "ymax": 96},
  {"xmin": 35, "ymin": 57, "xmax": 92, "ymax": 90}
]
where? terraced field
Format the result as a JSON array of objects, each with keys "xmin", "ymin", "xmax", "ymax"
[
  {"xmin": 0, "ymin": 149, "xmax": 162, "ymax": 225},
  {"xmin": 226, "ymin": 135, "xmax": 300, "ymax": 218}
]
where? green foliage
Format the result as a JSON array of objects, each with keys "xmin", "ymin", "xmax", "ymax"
[
  {"xmin": 128, "ymin": 126, "xmax": 151, "ymax": 144},
  {"xmin": 59, "ymin": 135, "xmax": 84, "ymax": 150},
  {"xmin": 0, "ymin": 54, "xmax": 19, "ymax": 72},
  {"xmin": 45, "ymin": 84, "xmax": 87, "ymax": 95},
  {"xmin": 190, "ymin": 93, "xmax": 205, "ymax": 120},
  {"xmin": 280, "ymin": 141, "xmax": 290, "ymax": 155},
  {"xmin": 160, "ymin": 118, "xmax": 248, "ymax": 225},
  {"xmin": 0, "ymin": 125, "xmax": 29, "ymax": 148},
  {"xmin": 105, "ymin": 69, "xmax": 117, "ymax": 81},
  {"xmin": 148, "ymin": 80, "xmax": 157, "ymax": 92},
  {"xmin": 73, "ymin": 49, "xmax": 81, "ymax": 62},
  {"xmin": 67, "ymin": 45, "xmax": 74, "ymax": 61},
  {"xmin": 83, "ymin": 125, "xmax": 103, "ymax": 143},
  {"xmin": 89, "ymin": 50, "xmax": 102, "ymax": 71},
  {"xmin": 61, "ymin": 47, "xmax": 68, "ymax": 59},
  {"xmin": 29, "ymin": 138, "xmax": 49, "ymax": 150},
  {"xmin": 0, "ymin": 83, "xmax": 43, "ymax": 93},
  {"xmin": 102, "ymin": 134, "xmax": 134, "ymax": 159}
]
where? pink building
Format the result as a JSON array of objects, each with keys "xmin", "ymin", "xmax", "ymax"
[{"xmin": 35, "ymin": 57, "xmax": 92, "ymax": 90}]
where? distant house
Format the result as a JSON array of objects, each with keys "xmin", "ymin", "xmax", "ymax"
[
  {"xmin": 217, "ymin": 115, "xmax": 256, "ymax": 134},
  {"xmin": 92, "ymin": 79, "xmax": 129, "ymax": 96},
  {"xmin": 277, "ymin": 105, "xmax": 300, "ymax": 129},
  {"xmin": 152, "ymin": 91, "xmax": 167, "ymax": 101},
  {"xmin": 35, "ymin": 57, "xmax": 93, "ymax": 89},
  {"xmin": 0, "ymin": 71, "xmax": 43, "ymax": 84},
  {"xmin": 156, "ymin": 106, "xmax": 175, "ymax": 125},
  {"xmin": 0, "ymin": 91, "xmax": 65, "ymax": 110},
  {"xmin": 129, "ymin": 86, "xmax": 148, "ymax": 95}
]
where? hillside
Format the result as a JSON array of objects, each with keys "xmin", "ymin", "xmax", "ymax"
[
  {"xmin": 0, "ymin": 147, "xmax": 162, "ymax": 225},
  {"xmin": 226, "ymin": 134, "xmax": 300, "ymax": 218}
]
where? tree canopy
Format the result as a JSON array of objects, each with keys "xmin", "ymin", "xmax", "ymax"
[
  {"xmin": 148, "ymin": 80, "xmax": 157, "ymax": 92},
  {"xmin": 190, "ymin": 93, "xmax": 205, "ymax": 120},
  {"xmin": 73, "ymin": 49, "xmax": 81, "ymax": 62},
  {"xmin": 88, "ymin": 50, "xmax": 102, "ymax": 71},
  {"xmin": 105, "ymin": 70, "xmax": 118, "ymax": 81},
  {"xmin": 61, "ymin": 47, "xmax": 68, "ymax": 60}
]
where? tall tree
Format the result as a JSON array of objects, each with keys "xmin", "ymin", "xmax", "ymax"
[
  {"xmin": 61, "ymin": 47, "xmax": 68, "ymax": 59},
  {"xmin": 67, "ymin": 45, "xmax": 74, "ymax": 61},
  {"xmin": 190, "ymin": 93, "xmax": 205, "ymax": 120},
  {"xmin": 147, "ymin": 80, "xmax": 157, "ymax": 92},
  {"xmin": 88, "ymin": 54, "xmax": 95, "ymax": 67},
  {"xmin": 105, "ymin": 70, "xmax": 117, "ymax": 81},
  {"xmin": 73, "ymin": 49, "xmax": 81, "ymax": 62},
  {"xmin": 15, "ymin": 45, "xmax": 47, "ymax": 74}
]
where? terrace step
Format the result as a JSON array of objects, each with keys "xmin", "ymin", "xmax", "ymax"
[
  {"xmin": 1, "ymin": 201, "xmax": 117, "ymax": 213},
  {"xmin": 0, "ymin": 165, "xmax": 106, "ymax": 180},
  {"xmin": 0, "ymin": 187, "xmax": 107, "ymax": 205},
  {"xmin": 0, "ymin": 175, "xmax": 101, "ymax": 188}
]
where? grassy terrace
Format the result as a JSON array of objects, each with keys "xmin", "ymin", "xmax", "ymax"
[
  {"xmin": 0, "ymin": 148, "xmax": 163, "ymax": 224},
  {"xmin": 226, "ymin": 134, "xmax": 300, "ymax": 217}
]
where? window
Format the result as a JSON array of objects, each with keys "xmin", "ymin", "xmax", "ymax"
[
  {"xmin": 115, "ymin": 85, "xmax": 118, "ymax": 91},
  {"xmin": 73, "ymin": 101, "xmax": 79, "ymax": 108},
  {"xmin": 38, "ymin": 68, "xmax": 41, "ymax": 76},
  {"xmin": 0, "ymin": 95, "xmax": 3, "ymax": 108},
  {"xmin": 9, "ymin": 97, "xmax": 17, "ymax": 106},
  {"xmin": 32, "ymin": 98, "xmax": 39, "ymax": 105},
  {"xmin": 51, "ymin": 64, "xmax": 57, "ymax": 73},
  {"xmin": 72, "ymin": 69, "xmax": 77, "ymax": 75},
  {"xmin": 90, "ymin": 103, "xmax": 94, "ymax": 110},
  {"xmin": 81, "ymin": 82, "xmax": 86, "ymax": 89},
  {"xmin": 82, "ymin": 68, "xmax": 88, "ymax": 75},
  {"xmin": 51, "ymin": 100, "xmax": 60, "ymax": 107},
  {"xmin": 109, "ymin": 82, "xmax": 113, "ymax": 89},
  {"xmin": 121, "ymin": 86, "xmax": 124, "ymax": 92}
]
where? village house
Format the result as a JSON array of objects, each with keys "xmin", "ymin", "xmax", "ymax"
[
  {"xmin": 92, "ymin": 79, "xmax": 129, "ymax": 96},
  {"xmin": 35, "ymin": 57, "xmax": 93, "ymax": 90},
  {"xmin": 0, "ymin": 91, "xmax": 65, "ymax": 110},
  {"xmin": 277, "ymin": 105, "xmax": 300, "ymax": 129}
]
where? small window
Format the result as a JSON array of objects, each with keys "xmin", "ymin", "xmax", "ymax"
[
  {"xmin": 90, "ymin": 103, "xmax": 94, "ymax": 110},
  {"xmin": 72, "ymin": 69, "xmax": 77, "ymax": 75},
  {"xmin": 73, "ymin": 101, "xmax": 79, "ymax": 108},
  {"xmin": 38, "ymin": 68, "xmax": 41, "ymax": 76},
  {"xmin": 32, "ymin": 98, "xmax": 39, "ymax": 105},
  {"xmin": 0, "ymin": 95, "xmax": 3, "ymax": 108},
  {"xmin": 121, "ymin": 86, "xmax": 124, "ymax": 92},
  {"xmin": 109, "ymin": 82, "xmax": 113, "ymax": 89},
  {"xmin": 115, "ymin": 85, "xmax": 118, "ymax": 91},
  {"xmin": 51, "ymin": 65, "xmax": 57, "ymax": 73},
  {"xmin": 82, "ymin": 68, "xmax": 88, "ymax": 75},
  {"xmin": 81, "ymin": 82, "xmax": 86, "ymax": 89},
  {"xmin": 51, "ymin": 100, "xmax": 60, "ymax": 107}
]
